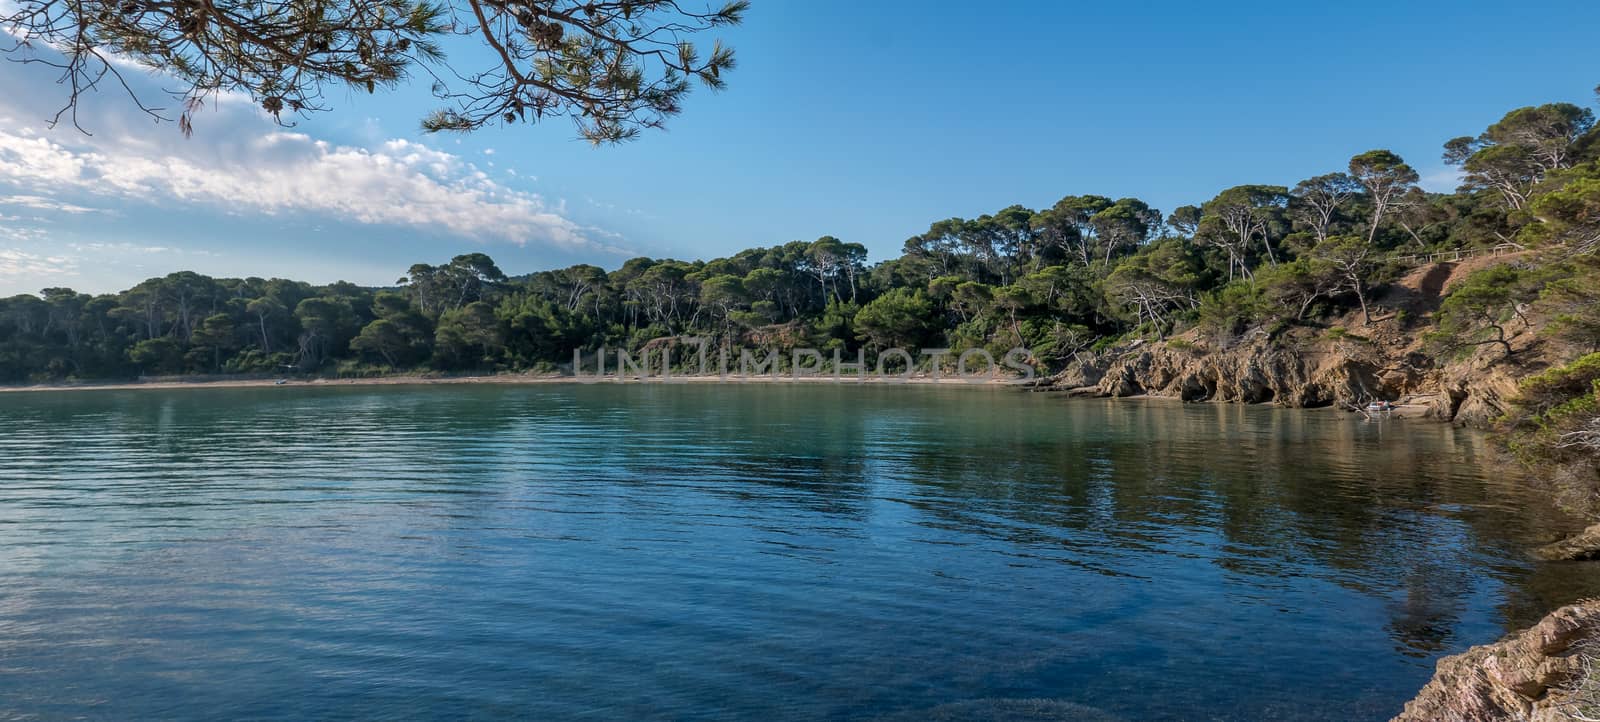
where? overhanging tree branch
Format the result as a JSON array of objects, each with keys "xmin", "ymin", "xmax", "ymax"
[{"xmin": 1, "ymin": 0, "xmax": 744, "ymax": 140}]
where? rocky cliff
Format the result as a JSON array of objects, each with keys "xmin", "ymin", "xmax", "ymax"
[
  {"xmin": 1051, "ymin": 256, "xmax": 1541, "ymax": 426},
  {"xmin": 1393, "ymin": 600, "xmax": 1600, "ymax": 722}
]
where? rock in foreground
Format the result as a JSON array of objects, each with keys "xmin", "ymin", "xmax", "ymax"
[
  {"xmin": 1393, "ymin": 600, "xmax": 1600, "ymax": 721},
  {"xmin": 1536, "ymin": 525, "xmax": 1600, "ymax": 561}
]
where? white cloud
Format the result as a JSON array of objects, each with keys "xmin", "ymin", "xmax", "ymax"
[
  {"xmin": 0, "ymin": 249, "xmax": 77, "ymax": 282},
  {"xmin": 67, "ymin": 242, "xmax": 171, "ymax": 254},
  {"xmin": 1418, "ymin": 167, "xmax": 1465, "ymax": 194},
  {"xmin": 63, "ymin": 242, "xmax": 218, "ymax": 260},
  {"xmin": 0, "ymin": 224, "xmax": 47, "ymax": 243},
  {"xmin": 0, "ymin": 194, "xmax": 98, "ymax": 213},
  {"xmin": 0, "ymin": 127, "xmax": 613, "ymax": 250},
  {"xmin": 0, "ymin": 50, "xmax": 630, "ymax": 255}
]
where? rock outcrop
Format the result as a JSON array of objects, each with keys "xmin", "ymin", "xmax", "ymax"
[
  {"xmin": 1065, "ymin": 333, "xmax": 1421, "ymax": 408},
  {"xmin": 1536, "ymin": 524, "xmax": 1600, "ymax": 561},
  {"xmin": 1049, "ymin": 258, "xmax": 1548, "ymax": 425},
  {"xmin": 1393, "ymin": 600, "xmax": 1600, "ymax": 722}
]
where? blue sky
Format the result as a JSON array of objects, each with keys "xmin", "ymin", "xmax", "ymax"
[{"xmin": 2, "ymin": 0, "xmax": 1599, "ymax": 294}]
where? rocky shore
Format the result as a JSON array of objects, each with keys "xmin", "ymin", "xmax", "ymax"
[
  {"xmin": 1044, "ymin": 256, "xmax": 1600, "ymax": 720},
  {"xmin": 1537, "ymin": 525, "xmax": 1600, "ymax": 562},
  {"xmin": 1047, "ymin": 257, "xmax": 1537, "ymax": 428},
  {"xmin": 1393, "ymin": 523, "xmax": 1600, "ymax": 721},
  {"xmin": 1394, "ymin": 600, "xmax": 1600, "ymax": 721}
]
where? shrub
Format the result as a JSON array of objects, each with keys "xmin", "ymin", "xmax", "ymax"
[
  {"xmin": 1520, "ymin": 353, "xmax": 1600, "ymax": 417},
  {"xmin": 1325, "ymin": 326, "xmax": 1371, "ymax": 344},
  {"xmin": 1504, "ymin": 354, "xmax": 1600, "ymax": 483}
]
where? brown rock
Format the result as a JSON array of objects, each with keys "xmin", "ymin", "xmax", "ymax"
[
  {"xmin": 1393, "ymin": 600, "xmax": 1600, "ymax": 722},
  {"xmin": 1063, "ymin": 334, "xmax": 1392, "ymax": 409},
  {"xmin": 1535, "ymin": 524, "xmax": 1600, "ymax": 561},
  {"xmin": 1046, "ymin": 258, "xmax": 1564, "ymax": 426}
]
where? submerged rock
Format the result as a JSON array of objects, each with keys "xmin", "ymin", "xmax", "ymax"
[
  {"xmin": 1392, "ymin": 599, "xmax": 1600, "ymax": 722},
  {"xmin": 1535, "ymin": 524, "xmax": 1600, "ymax": 561}
]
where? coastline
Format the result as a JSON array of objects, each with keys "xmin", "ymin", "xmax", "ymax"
[
  {"xmin": 0, "ymin": 373, "xmax": 1439, "ymax": 418},
  {"xmin": 0, "ymin": 372, "xmax": 1043, "ymax": 394}
]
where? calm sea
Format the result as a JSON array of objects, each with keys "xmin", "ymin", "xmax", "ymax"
[{"xmin": 2, "ymin": 385, "xmax": 1595, "ymax": 720}]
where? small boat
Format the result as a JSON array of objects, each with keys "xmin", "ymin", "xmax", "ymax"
[{"xmin": 275, "ymin": 379, "xmax": 289, "ymax": 385}]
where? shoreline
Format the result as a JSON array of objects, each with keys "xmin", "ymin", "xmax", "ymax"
[
  {"xmin": 0, "ymin": 373, "xmax": 1432, "ymax": 417},
  {"xmin": 0, "ymin": 372, "xmax": 1045, "ymax": 394}
]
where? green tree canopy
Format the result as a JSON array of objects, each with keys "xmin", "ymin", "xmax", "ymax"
[
  {"xmin": 853, "ymin": 288, "xmax": 933, "ymax": 351},
  {"xmin": 1444, "ymin": 103, "xmax": 1597, "ymax": 209}
]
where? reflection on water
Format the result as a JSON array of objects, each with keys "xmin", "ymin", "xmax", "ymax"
[{"xmin": 0, "ymin": 385, "xmax": 1596, "ymax": 721}]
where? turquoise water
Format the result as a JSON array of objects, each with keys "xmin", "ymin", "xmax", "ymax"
[{"xmin": 1, "ymin": 384, "xmax": 1595, "ymax": 720}]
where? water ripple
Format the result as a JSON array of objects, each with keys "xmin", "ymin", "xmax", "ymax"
[{"xmin": 0, "ymin": 385, "xmax": 1597, "ymax": 721}]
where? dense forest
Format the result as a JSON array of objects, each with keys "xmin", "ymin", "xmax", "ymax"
[{"xmin": 5, "ymin": 88, "xmax": 1600, "ymax": 445}]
